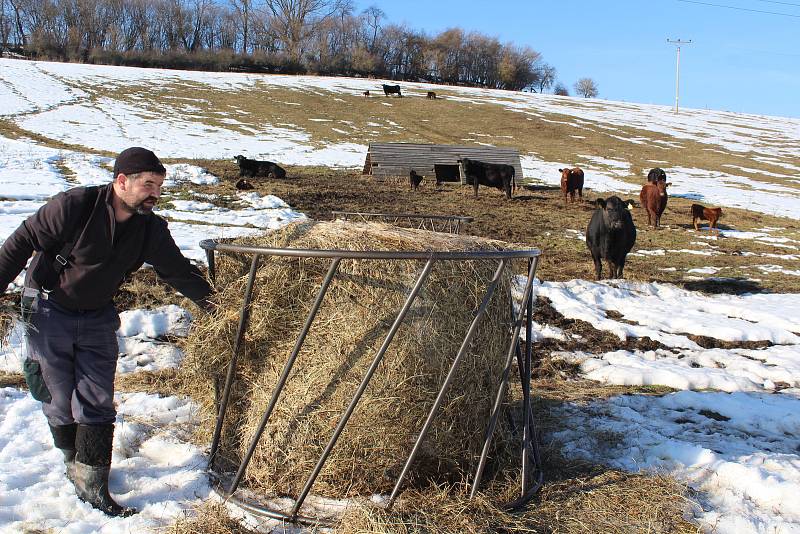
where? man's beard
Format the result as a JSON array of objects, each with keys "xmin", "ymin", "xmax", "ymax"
[{"xmin": 124, "ymin": 196, "xmax": 158, "ymax": 215}]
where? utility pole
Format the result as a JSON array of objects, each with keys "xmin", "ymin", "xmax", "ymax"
[{"xmin": 667, "ymin": 38, "xmax": 691, "ymax": 113}]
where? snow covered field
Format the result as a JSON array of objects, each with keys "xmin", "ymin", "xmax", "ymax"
[{"xmin": 1, "ymin": 59, "xmax": 800, "ymax": 533}]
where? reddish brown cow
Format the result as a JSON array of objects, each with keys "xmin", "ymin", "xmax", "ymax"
[
  {"xmin": 559, "ymin": 167, "xmax": 584, "ymax": 203},
  {"xmin": 690, "ymin": 204, "xmax": 723, "ymax": 231},
  {"xmin": 639, "ymin": 180, "xmax": 671, "ymax": 228}
]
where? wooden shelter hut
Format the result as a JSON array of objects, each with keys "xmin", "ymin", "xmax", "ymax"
[{"xmin": 362, "ymin": 143, "xmax": 523, "ymax": 185}]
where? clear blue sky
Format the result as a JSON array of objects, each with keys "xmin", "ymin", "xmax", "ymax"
[{"xmin": 353, "ymin": 0, "xmax": 800, "ymax": 118}]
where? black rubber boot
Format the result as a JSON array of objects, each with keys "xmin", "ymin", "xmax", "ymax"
[
  {"xmin": 69, "ymin": 424, "xmax": 136, "ymax": 517},
  {"xmin": 49, "ymin": 423, "xmax": 77, "ymax": 476}
]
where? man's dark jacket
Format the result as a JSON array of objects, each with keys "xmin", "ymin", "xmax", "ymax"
[{"xmin": 0, "ymin": 183, "xmax": 212, "ymax": 310}]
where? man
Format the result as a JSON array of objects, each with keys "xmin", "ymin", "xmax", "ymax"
[{"xmin": 0, "ymin": 147, "xmax": 213, "ymax": 517}]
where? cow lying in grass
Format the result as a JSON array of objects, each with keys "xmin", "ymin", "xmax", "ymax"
[
  {"xmin": 234, "ymin": 155, "xmax": 287, "ymax": 179},
  {"xmin": 235, "ymin": 178, "xmax": 254, "ymax": 190},
  {"xmin": 691, "ymin": 203, "xmax": 723, "ymax": 231}
]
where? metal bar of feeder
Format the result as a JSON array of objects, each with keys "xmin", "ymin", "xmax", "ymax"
[
  {"xmin": 521, "ymin": 256, "xmax": 538, "ymax": 494},
  {"xmin": 290, "ymin": 258, "xmax": 435, "ymax": 518},
  {"xmin": 208, "ymin": 254, "xmax": 261, "ymax": 468},
  {"xmin": 200, "ymin": 240, "xmax": 536, "ymax": 261},
  {"xmin": 206, "ymin": 248, "xmax": 216, "ymax": 284},
  {"xmin": 226, "ymin": 257, "xmax": 343, "ymax": 496},
  {"xmin": 470, "ymin": 258, "xmax": 539, "ymax": 498},
  {"xmin": 387, "ymin": 259, "xmax": 507, "ymax": 508}
]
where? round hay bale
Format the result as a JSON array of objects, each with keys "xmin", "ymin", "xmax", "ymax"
[{"xmin": 183, "ymin": 220, "xmax": 520, "ymax": 499}]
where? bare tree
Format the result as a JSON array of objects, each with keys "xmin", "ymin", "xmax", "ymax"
[
  {"xmin": 184, "ymin": 0, "xmax": 214, "ymax": 51},
  {"xmin": 360, "ymin": 4, "xmax": 381, "ymax": 52},
  {"xmin": 498, "ymin": 44, "xmax": 540, "ymax": 90},
  {"xmin": 553, "ymin": 82, "xmax": 569, "ymax": 96},
  {"xmin": 229, "ymin": 0, "xmax": 254, "ymax": 53},
  {"xmin": 535, "ymin": 63, "xmax": 555, "ymax": 93},
  {"xmin": 574, "ymin": 77, "xmax": 598, "ymax": 98},
  {"xmin": 428, "ymin": 27, "xmax": 463, "ymax": 84},
  {"xmin": 6, "ymin": 0, "xmax": 27, "ymax": 46},
  {"xmin": 265, "ymin": 0, "xmax": 345, "ymax": 61},
  {"xmin": 0, "ymin": 0, "xmax": 12, "ymax": 49}
]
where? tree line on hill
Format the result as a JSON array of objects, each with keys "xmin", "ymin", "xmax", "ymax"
[{"xmin": 0, "ymin": 0, "xmax": 597, "ymax": 95}]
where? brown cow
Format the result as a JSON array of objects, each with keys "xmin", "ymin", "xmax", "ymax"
[
  {"xmin": 559, "ymin": 167, "xmax": 584, "ymax": 203},
  {"xmin": 640, "ymin": 180, "xmax": 672, "ymax": 228},
  {"xmin": 690, "ymin": 204, "xmax": 723, "ymax": 231},
  {"xmin": 427, "ymin": 91, "xmax": 437, "ymax": 99}
]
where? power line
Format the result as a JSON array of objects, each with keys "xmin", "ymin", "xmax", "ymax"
[
  {"xmin": 676, "ymin": 0, "xmax": 800, "ymax": 17},
  {"xmin": 754, "ymin": 0, "xmax": 800, "ymax": 8}
]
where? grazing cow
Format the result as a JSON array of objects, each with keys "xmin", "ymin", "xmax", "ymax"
[
  {"xmin": 586, "ymin": 196, "xmax": 637, "ymax": 279},
  {"xmin": 558, "ymin": 167, "xmax": 584, "ymax": 203},
  {"xmin": 460, "ymin": 158, "xmax": 516, "ymax": 199},
  {"xmin": 639, "ymin": 180, "xmax": 671, "ymax": 228},
  {"xmin": 382, "ymin": 84, "xmax": 402, "ymax": 97},
  {"xmin": 427, "ymin": 91, "xmax": 437, "ymax": 99},
  {"xmin": 234, "ymin": 155, "xmax": 287, "ymax": 180},
  {"xmin": 363, "ymin": 90, "xmax": 370, "ymax": 97},
  {"xmin": 409, "ymin": 170, "xmax": 423, "ymax": 191},
  {"xmin": 235, "ymin": 178, "xmax": 254, "ymax": 190},
  {"xmin": 647, "ymin": 167, "xmax": 667, "ymax": 183},
  {"xmin": 690, "ymin": 204, "xmax": 723, "ymax": 231}
]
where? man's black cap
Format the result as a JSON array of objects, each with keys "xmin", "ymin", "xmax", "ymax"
[{"xmin": 113, "ymin": 147, "xmax": 166, "ymax": 179}]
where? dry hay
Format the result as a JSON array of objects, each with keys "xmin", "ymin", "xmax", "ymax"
[
  {"xmin": 182, "ymin": 219, "xmax": 523, "ymax": 500},
  {"xmin": 166, "ymin": 470, "xmax": 695, "ymax": 534},
  {"xmin": 164, "ymin": 502, "xmax": 263, "ymax": 534},
  {"xmin": 0, "ymin": 293, "xmax": 20, "ymax": 349},
  {"xmin": 335, "ymin": 469, "xmax": 697, "ymax": 534}
]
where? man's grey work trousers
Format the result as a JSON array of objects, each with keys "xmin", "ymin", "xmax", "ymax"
[{"xmin": 25, "ymin": 296, "xmax": 121, "ymax": 426}]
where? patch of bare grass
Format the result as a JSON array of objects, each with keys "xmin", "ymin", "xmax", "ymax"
[
  {"xmin": 186, "ymin": 164, "xmax": 800, "ymax": 293},
  {"xmin": 18, "ymin": 76, "xmax": 797, "ymax": 194}
]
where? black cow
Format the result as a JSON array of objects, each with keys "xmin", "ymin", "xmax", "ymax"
[
  {"xmin": 234, "ymin": 155, "xmax": 287, "ymax": 179},
  {"xmin": 647, "ymin": 167, "xmax": 667, "ymax": 183},
  {"xmin": 586, "ymin": 196, "xmax": 637, "ymax": 279},
  {"xmin": 235, "ymin": 178, "xmax": 254, "ymax": 190},
  {"xmin": 382, "ymin": 84, "xmax": 402, "ymax": 97},
  {"xmin": 409, "ymin": 170, "xmax": 423, "ymax": 191},
  {"xmin": 460, "ymin": 158, "xmax": 516, "ymax": 199}
]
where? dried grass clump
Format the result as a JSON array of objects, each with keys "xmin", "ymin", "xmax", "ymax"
[
  {"xmin": 335, "ymin": 469, "xmax": 698, "ymax": 534},
  {"xmin": 0, "ymin": 294, "xmax": 20, "ymax": 349},
  {"xmin": 527, "ymin": 469, "xmax": 700, "ymax": 534},
  {"xmin": 337, "ymin": 486, "xmax": 525, "ymax": 534},
  {"xmin": 182, "ymin": 220, "xmax": 518, "ymax": 498},
  {"xmin": 165, "ymin": 502, "xmax": 261, "ymax": 534},
  {"xmin": 115, "ymin": 268, "xmax": 194, "ymax": 311}
]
